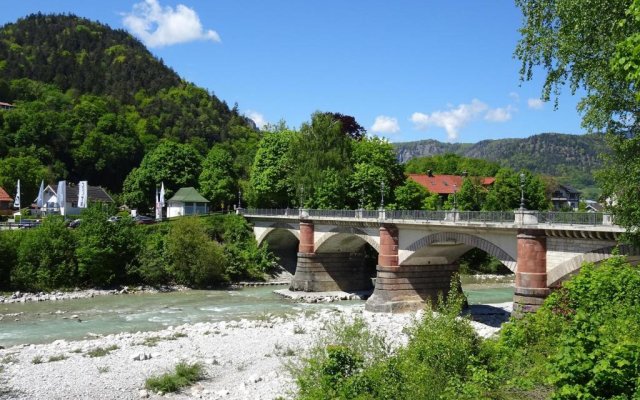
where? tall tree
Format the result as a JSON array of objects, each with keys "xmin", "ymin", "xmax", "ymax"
[
  {"xmin": 199, "ymin": 146, "xmax": 237, "ymax": 211},
  {"xmin": 121, "ymin": 140, "xmax": 202, "ymax": 212},
  {"xmin": 483, "ymin": 169, "xmax": 548, "ymax": 211},
  {"xmin": 515, "ymin": 0, "xmax": 640, "ymax": 238},
  {"xmin": 247, "ymin": 129, "xmax": 297, "ymax": 208}
]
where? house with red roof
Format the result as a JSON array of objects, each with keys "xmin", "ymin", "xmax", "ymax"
[
  {"xmin": 0, "ymin": 186, "xmax": 14, "ymax": 216},
  {"xmin": 407, "ymin": 171, "xmax": 495, "ymax": 202}
]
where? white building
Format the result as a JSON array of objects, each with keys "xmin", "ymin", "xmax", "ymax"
[
  {"xmin": 40, "ymin": 182, "xmax": 113, "ymax": 216},
  {"xmin": 166, "ymin": 187, "xmax": 209, "ymax": 218}
]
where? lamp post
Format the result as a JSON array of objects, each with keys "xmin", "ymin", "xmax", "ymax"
[
  {"xmin": 359, "ymin": 188, "xmax": 364, "ymax": 210},
  {"xmin": 452, "ymin": 184, "xmax": 457, "ymax": 210},
  {"xmin": 380, "ymin": 181, "xmax": 385, "ymax": 209},
  {"xmin": 519, "ymin": 173, "xmax": 526, "ymax": 211},
  {"xmin": 238, "ymin": 190, "xmax": 242, "ymax": 209},
  {"xmin": 299, "ymin": 185, "xmax": 305, "ymax": 209}
]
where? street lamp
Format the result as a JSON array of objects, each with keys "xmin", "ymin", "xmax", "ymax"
[
  {"xmin": 299, "ymin": 185, "xmax": 305, "ymax": 208},
  {"xmin": 380, "ymin": 181, "xmax": 385, "ymax": 209},
  {"xmin": 519, "ymin": 173, "xmax": 526, "ymax": 210},
  {"xmin": 452, "ymin": 184, "xmax": 457, "ymax": 210},
  {"xmin": 238, "ymin": 190, "xmax": 242, "ymax": 209},
  {"xmin": 359, "ymin": 188, "xmax": 365, "ymax": 210}
]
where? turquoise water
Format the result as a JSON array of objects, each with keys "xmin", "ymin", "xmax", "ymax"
[{"xmin": 0, "ymin": 276, "xmax": 513, "ymax": 347}]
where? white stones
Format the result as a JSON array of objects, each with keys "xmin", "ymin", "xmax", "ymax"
[
  {"xmin": 138, "ymin": 389, "xmax": 149, "ymax": 398},
  {"xmin": 131, "ymin": 352, "xmax": 152, "ymax": 361}
]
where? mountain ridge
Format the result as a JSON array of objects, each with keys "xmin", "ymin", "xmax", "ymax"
[{"xmin": 394, "ymin": 132, "xmax": 608, "ymax": 194}]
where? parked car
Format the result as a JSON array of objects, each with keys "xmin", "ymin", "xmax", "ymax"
[
  {"xmin": 68, "ymin": 219, "xmax": 82, "ymax": 229},
  {"xmin": 134, "ymin": 215, "xmax": 156, "ymax": 225},
  {"xmin": 107, "ymin": 216, "xmax": 121, "ymax": 223}
]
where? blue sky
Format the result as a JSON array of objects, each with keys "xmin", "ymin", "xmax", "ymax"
[{"xmin": 1, "ymin": 1, "xmax": 587, "ymax": 143}]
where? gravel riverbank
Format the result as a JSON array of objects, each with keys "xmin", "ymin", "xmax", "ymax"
[{"xmin": 0, "ymin": 302, "xmax": 511, "ymax": 400}]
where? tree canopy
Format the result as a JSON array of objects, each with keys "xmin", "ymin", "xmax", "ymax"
[{"xmin": 515, "ymin": 0, "xmax": 640, "ymax": 239}]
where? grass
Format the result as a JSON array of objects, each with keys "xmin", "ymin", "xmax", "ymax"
[
  {"xmin": 97, "ymin": 366, "xmax": 110, "ymax": 373},
  {"xmin": 86, "ymin": 345, "xmax": 119, "ymax": 358},
  {"xmin": 0, "ymin": 355, "xmax": 17, "ymax": 365},
  {"xmin": 142, "ymin": 332, "xmax": 188, "ymax": 347},
  {"xmin": 145, "ymin": 362, "xmax": 204, "ymax": 393},
  {"xmin": 31, "ymin": 356, "xmax": 43, "ymax": 364},
  {"xmin": 293, "ymin": 325, "xmax": 306, "ymax": 334},
  {"xmin": 48, "ymin": 355, "xmax": 67, "ymax": 362}
]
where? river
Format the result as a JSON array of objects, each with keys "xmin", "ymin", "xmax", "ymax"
[{"xmin": 0, "ymin": 274, "xmax": 513, "ymax": 348}]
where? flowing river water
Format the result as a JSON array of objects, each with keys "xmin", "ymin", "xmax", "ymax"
[{"xmin": 0, "ymin": 275, "xmax": 514, "ymax": 348}]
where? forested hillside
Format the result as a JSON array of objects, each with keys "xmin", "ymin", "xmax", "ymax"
[
  {"xmin": 0, "ymin": 14, "xmax": 259, "ymax": 201},
  {"xmin": 395, "ymin": 133, "xmax": 607, "ymax": 192}
]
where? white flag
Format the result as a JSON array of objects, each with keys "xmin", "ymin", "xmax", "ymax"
[
  {"xmin": 14, "ymin": 179, "xmax": 20, "ymax": 209},
  {"xmin": 57, "ymin": 181, "xmax": 66, "ymax": 215},
  {"xmin": 36, "ymin": 180, "xmax": 44, "ymax": 208},
  {"xmin": 78, "ymin": 180, "xmax": 88, "ymax": 208},
  {"xmin": 159, "ymin": 182, "xmax": 165, "ymax": 207}
]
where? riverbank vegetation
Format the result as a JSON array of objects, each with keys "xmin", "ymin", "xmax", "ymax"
[
  {"xmin": 292, "ymin": 256, "xmax": 640, "ymax": 399},
  {"xmin": 0, "ymin": 207, "xmax": 276, "ymax": 292}
]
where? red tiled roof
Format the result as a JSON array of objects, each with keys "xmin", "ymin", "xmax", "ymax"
[
  {"xmin": 407, "ymin": 174, "xmax": 495, "ymax": 195},
  {"xmin": 0, "ymin": 186, "xmax": 13, "ymax": 202}
]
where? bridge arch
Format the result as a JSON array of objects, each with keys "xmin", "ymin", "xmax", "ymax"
[
  {"xmin": 547, "ymin": 244, "xmax": 640, "ymax": 287},
  {"xmin": 255, "ymin": 223, "xmax": 299, "ymax": 248},
  {"xmin": 403, "ymin": 232, "xmax": 517, "ymax": 271},
  {"xmin": 315, "ymin": 227, "xmax": 380, "ymax": 253}
]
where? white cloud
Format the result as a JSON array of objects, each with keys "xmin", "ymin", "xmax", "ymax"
[
  {"xmin": 411, "ymin": 99, "xmax": 488, "ymax": 141},
  {"xmin": 123, "ymin": 0, "xmax": 221, "ymax": 48},
  {"xmin": 246, "ymin": 110, "xmax": 267, "ymax": 129},
  {"xmin": 371, "ymin": 115, "xmax": 400, "ymax": 134},
  {"xmin": 509, "ymin": 92, "xmax": 520, "ymax": 102},
  {"xmin": 527, "ymin": 98, "xmax": 544, "ymax": 110},
  {"xmin": 484, "ymin": 105, "xmax": 514, "ymax": 122}
]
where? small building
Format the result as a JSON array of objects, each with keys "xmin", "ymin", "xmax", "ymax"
[
  {"xmin": 407, "ymin": 172, "xmax": 495, "ymax": 196},
  {"xmin": 40, "ymin": 182, "xmax": 114, "ymax": 216},
  {"xmin": 584, "ymin": 200, "xmax": 604, "ymax": 213},
  {"xmin": 166, "ymin": 187, "xmax": 209, "ymax": 218},
  {"xmin": 0, "ymin": 102, "xmax": 14, "ymax": 110},
  {"xmin": 551, "ymin": 184, "xmax": 581, "ymax": 211},
  {"xmin": 0, "ymin": 186, "xmax": 13, "ymax": 216}
]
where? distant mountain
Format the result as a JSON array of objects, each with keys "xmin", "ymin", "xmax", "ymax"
[{"xmin": 394, "ymin": 133, "xmax": 608, "ymax": 195}]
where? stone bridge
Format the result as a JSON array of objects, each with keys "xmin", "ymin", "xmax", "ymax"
[{"xmin": 242, "ymin": 208, "xmax": 636, "ymax": 313}]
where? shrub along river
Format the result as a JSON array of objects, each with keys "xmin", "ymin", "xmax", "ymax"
[{"xmin": 0, "ymin": 274, "xmax": 514, "ymax": 348}]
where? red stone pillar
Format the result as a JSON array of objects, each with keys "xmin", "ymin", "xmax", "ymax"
[
  {"xmin": 378, "ymin": 225, "xmax": 398, "ymax": 267},
  {"xmin": 298, "ymin": 221, "xmax": 314, "ymax": 254},
  {"xmin": 514, "ymin": 229, "xmax": 549, "ymax": 314}
]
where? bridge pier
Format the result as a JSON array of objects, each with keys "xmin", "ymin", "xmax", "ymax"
[
  {"xmin": 290, "ymin": 220, "xmax": 373, "ymax": 292},
  {"xmin": 291, "ymin": 252, "xmax": 374, "ymax": 292},
  {"xmin": 514, "ymin": 229, "xmax": 549, "ymax": 315},
  {"xmin": 365, "ymin": 263, "xmax": 460, "ymax": 313}
]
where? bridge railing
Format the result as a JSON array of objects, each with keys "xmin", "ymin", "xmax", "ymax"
[
  {"xmin": 534, "ymin": 211, "xmax": 604, "ymax": 225},
  {"xmin": 243, "ymin": 209, "xmax": 610, "ymax": 226}
]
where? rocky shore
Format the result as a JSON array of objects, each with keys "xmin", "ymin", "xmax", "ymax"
[
  {"xmin": 0, "ymin": 286, "xmax": 188, "ymax": 305},
  {"xmin": 0, "ymin": 303, "xmax": 511, "ymax": 400}
]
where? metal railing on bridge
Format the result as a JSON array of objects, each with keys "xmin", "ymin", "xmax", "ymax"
[{"xmin": 243, "ymin": 208, "xmax": 611, "ymax": 227}]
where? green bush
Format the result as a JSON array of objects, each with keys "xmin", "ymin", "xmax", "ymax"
[
  {"xmin": 165, "ymin": 217, "xmax": 227, "ymax": 287},
  {"xmin": 145, "ymin": 362, "xmax": 204, "ymax": 393},
  {"xmin": 74, "ymin": 205, "xmax": 141, "ymax": 286},
  {"xmin": 12, "ymin": 216, "xmax": 77, "ymax": 291},
  {"xmin": 545, "ymin": 256, "xmax": 640, "ymax": 399},
  {"xmin": 0, "ymin": 230, "xmax": 21, "ymax": 290},
  {"xmin": 132, "ymin": 230, "xmax": 170, "ymax": 285}
]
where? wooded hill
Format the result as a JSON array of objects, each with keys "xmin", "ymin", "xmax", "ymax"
[
  {"xmin": 0, "ymin": 14, "xmax": 259, "ymax": 202},
  {"xmin": 394, "ymin": 133, "xmax": 607, "ymax": 194}
]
